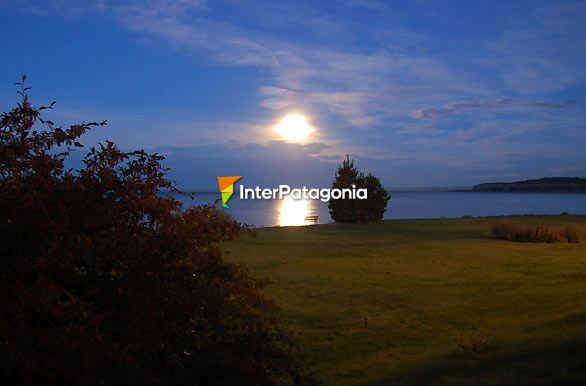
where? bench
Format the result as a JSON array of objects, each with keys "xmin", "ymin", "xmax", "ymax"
[{"xmin": 304, "ymin": 215, "xmax": 318, "ymax": 224}]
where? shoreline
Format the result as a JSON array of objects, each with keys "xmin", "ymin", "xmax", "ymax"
[{"xmin": 262, "ymin": 213, "xmax": 586, "ymax": 229}]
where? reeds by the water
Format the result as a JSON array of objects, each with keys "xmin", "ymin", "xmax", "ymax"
[{"xmin": 492, "ymin": 220, "xmax": 584, "ymax": 243}]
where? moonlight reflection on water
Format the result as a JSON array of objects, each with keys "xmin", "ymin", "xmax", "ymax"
[{"xmin": 277, "ymin": 196, "xmax": 313, "ymax": 226}]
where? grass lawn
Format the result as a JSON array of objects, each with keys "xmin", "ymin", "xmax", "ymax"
[{"xmin": 224, "ymin": 215, "xmax": 586, "ymax": 385}]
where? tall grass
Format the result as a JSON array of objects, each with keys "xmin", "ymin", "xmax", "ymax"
[{"xmin": 492, "ymin": 220, "xmax": 584, "ymax": 243}]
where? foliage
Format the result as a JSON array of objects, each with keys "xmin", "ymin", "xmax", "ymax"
[
  {"xmin": 328, "ymin": 155, "xmax": 360, "ymax": 223},
  {"xmin": 356, "ymin": 174, "xmax": 390, "ymax": 223},
  {"xmin": 492, "ymin": 220, "xmax": 583, "ymax": 243},
  {"xmin": 0, "ymin": 76, "xmax": 314, "ymax": 386},
  {"xmin": 328, "ymin": 155, "xmax": 390, "ymax": 223}
]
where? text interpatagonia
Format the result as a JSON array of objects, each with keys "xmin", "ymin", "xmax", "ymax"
[{"xmin": 239, "ymin": 184, "xmax": 368, "ymax": 202}]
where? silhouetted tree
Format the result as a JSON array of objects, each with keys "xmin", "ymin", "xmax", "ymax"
[
  {"xmin": 328, "ymin": 155, "xmax": 360, "ymax": 222},
  {"xmin": 328, "ymin": 155, "xmax": 389, "ymax": 223},
  {"xmin": 356, "ymin": 174, "xmax": 390, "ymax": 222},
  {"xmin": 0, "ymin": 76, "xmax": 315, "ymax": 386}
]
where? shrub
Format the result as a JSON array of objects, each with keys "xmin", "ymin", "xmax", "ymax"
[
  {"xmin": 492, "ymin": 220, "xmax": 583, "ymax": 243},
  {"xmin": 0, "ymin": 77, "xmax": 314, "ymax": 386}
]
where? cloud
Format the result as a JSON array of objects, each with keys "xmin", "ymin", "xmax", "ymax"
[
  {"xmin": 259, "ymin": 86, "xmax": 297, "ymax": 109},
  {"xmin": 412, "ymin": 98, "xmax": 572, "ymax": 120},
  {"xmin": 22, "ymin": 0, "xmax": 575, "ymax": 134},
  {"xmin": 485, "ymin": 1, "xmax": 586, "ymax": 93},
  {"xmin": 17, "ymin": 0, "xmax": 487, "ymax": 128}
]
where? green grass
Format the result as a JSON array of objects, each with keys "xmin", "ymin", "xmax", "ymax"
[{"xmin": 224, "ymin": 215, "xmax": 586, "ymax": 385}]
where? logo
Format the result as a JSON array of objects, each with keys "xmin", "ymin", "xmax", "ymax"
[
  {"xmin": 217, "ymin": 176, "xmax": 368, "ymax": 208},
  {"xmin": 217, "ymin": 176, "xmax": 241, "ymax": 208},
  {"xmin": 240, "ymin": 184, "xmax": 367, "ymax": 202}
]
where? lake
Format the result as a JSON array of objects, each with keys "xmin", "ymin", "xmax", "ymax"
[{"xmin": 175, "ymin": 191, "xmax": 586, "ymax": 227}]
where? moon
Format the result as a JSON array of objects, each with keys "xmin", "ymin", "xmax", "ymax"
[{"xmin": 275, "ymin": 113, "xmax": 314, "ymax": 143}]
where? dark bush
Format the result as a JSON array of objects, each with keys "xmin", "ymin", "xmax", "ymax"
[{"xmin": 0, "ymin": 77, "xmax": 314, "ymax": 386}]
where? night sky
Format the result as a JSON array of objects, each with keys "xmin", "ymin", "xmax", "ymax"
[{"xmin": 1, "ymin": 0, "xmax": 585, "ymax": 190}]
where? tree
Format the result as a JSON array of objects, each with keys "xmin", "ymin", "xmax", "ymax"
[
  {"xmin": 356, "ymin": 174, "xmax": 390, "ymax": 222},
  {"xmin": 328, "ymin": 155, "xmax": 390, "ymax": 223},
  {"xmin": 328, "ymin": 155, "xmax": 360, "ymax": 223},
  {"xmin": 0, "ymin": 77, "xmax": 315, "ymax": 386}
]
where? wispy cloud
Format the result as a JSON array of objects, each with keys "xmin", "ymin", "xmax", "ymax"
[
  {"xmin": 485, "ymin": 1, "xmax": 586, "ymax": 94},
  {"xmin": 16, "ymin": 0, "xmax": 579, "ymax": 130},
  {"xmin": 412, "ymin": 98, "xmax": 573, "ymax": 119},
  {"xmin": 17, "ymin": 0, "xmax": 487, "ymax": 128}
]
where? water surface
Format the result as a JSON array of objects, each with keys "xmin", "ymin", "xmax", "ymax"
[{"xmin": 175, "ymin": 191, "xmax": 586, "ymax": 227}]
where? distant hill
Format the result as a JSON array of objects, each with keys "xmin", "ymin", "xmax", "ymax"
[{"xmin": 472, "ymin": 177, "xmax": 586, "ymax": 193}]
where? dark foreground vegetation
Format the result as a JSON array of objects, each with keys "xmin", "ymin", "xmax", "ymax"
[
  {"xmin": 0, "ymin": 78, "xmax": 314, "ymax": 386},
  {"xmin": 472, "ymin": 177, "xmax": 586, "ymax": 193}
]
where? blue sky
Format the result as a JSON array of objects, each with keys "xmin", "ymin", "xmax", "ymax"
[{"xmin": 1, "ymin": 0, "xmax": 585, "ymax": 189}]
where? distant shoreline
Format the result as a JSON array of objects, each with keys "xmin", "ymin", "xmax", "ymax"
[{"xmin": 467, "ymin": 177, "xmax": 586, "ymax": 193}]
